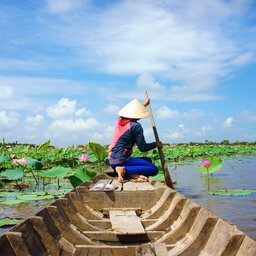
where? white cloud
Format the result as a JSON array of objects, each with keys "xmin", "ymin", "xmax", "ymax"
[
  {"xmin": 25, "ymin": 114, "xmax": 44, "ymax": 125},
  {"xmin": 201, "ymin": 125, "xmax": 214, "ymax": 133},
  {"xmin": 143, "ymin": 127, "xmax": 154, "ymax": 141},
  {"xmin": 184, "ymin": 109, "xmax": 203, "ymax": 120},
  {"xmin": 156, "ymin": 106, "xmax": 179, "ymax": 119},
  {"xmin": 0, "ymin": 111, "xmax": 18, "ymax": 129},
  {"xmin": 46, "ymin": 98, "xmax": 77, "ymax": 119},
  {"xmin": 24, "ymin": 114, "xmax": 44, "ymax": 132},
  {"xmin": 231, "ymin": 52, "xmax": 254, "ymax": 66},
  {"xmin": 105, "ymin": 125, "xmax": 115, "ymax": 139},
  {"xmin": 75, "ymin": 108, "xmax": 91, "ymax": 117},
  {"xmin": 137, "ymin": 73, "xmax": 166, "ymax": 90},
  {"xmin": 0, "ymin": 58, "xmax": 45, "ymax": 71},
  {"xmin": 91, "ymin": 132, "xmax": 103, "ymax": 140},
  {"xmin": 167, "ymin": 123, "xmax": 186, "ymax": 139},
  {"xmin": 49, "ymin": 118, "xmax": 100, "ymax": 131},
  {"xmin": 223, "ymin": 117, "xmax": 235, "ymax": 128},
  {"xmin": 0, "ymin": 85, "xmax": 13, "ymax": 100},
  {"xmin": 168, "ymin": 85, "xmax": 222, "ymax": 102},
  {"xmin": 45, "ymin": 0, "xmax": 87, "ymax": 14},
  {"xmin": 43, "ymin": 0, "xmax": 254, "ymax": 102},
  {"xmin": 104, "ymin": 104, "xmax": 120, "ymax": 114}
]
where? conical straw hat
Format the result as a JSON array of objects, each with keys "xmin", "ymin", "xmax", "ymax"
[{"xmin": 118, "ymin": 99, "xmax": 150, "ymax": 119}]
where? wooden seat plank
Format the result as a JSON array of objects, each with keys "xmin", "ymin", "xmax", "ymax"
[
  {"xmin": 109, "ymin": 210, "xmax": 145, "ymax": 234},
  {"xmin": 134, "ymin": 182, "xmax": 155, "ymax": 191},
  {"xmin": 90, "ymin": 180, "xmax": 110, "ymax": 191},
  {"xmin": 90, "ymin": 180, "xmax": 121, "ymax": 192},
  {"xmin": 111, "ymin": 179, "xmax": 122, "ymax": 191},
  {"xmin": 122, "ymin": 181, "xmax": 137, "ymax": 191}
]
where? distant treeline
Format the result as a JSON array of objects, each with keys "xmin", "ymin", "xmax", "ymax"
[{"xmin": 1, "ymin": 139, "xmax": 256, "ymax": 147}]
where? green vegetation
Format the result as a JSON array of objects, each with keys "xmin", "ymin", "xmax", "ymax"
[
  {"xmin": 0, "ymin": 140, "xmax": 255, "ymax": 204},
  {"xmin": 210, "ymin": 188, "xmax": 256, "ymax": 197},
  {"xmin": 0, "ymin": 140, "xmax": 109, "ymax": 194},
  {"xmin": 0, "ymin": 140, "xmax": 255, "ymax": 229}
]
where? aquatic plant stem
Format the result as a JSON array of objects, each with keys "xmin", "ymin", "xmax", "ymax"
[{"xmin": 207, "ymin": 168, "xmax": 210, "ymax": 192}]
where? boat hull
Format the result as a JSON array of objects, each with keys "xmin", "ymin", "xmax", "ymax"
[{"xmin": 0, "ymin": 172, "xmax": 255, "ymax": 256}]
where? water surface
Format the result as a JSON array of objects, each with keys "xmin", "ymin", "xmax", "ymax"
[{"xmin": 171, "ymin": 156, "xmax": 256, "ymax": 240}]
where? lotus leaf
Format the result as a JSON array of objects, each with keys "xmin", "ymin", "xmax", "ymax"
[
  {"xmin": 0, "ymin": 167, "xmax": 24, "ymax": 180},
  {"xmin": 0, "ymin": 218, "xmax": 21, "ymax": 227},
  {"xmin": 0, "ymin": 189, "xmax": 71, "ymax": 198},
  {"xmin": 37, "ymin": 140, "xmax": 51, "ymax": 152},
  {"xmin": 25, "ymin": 157, "xmax": 43, "ymax": 170},
  {"xmin": 89, "ymin": 142, "xmax": 107, "ymax": 163},
  {"xmin": 0, "ymin": 191, "xmax": 42, "ymax": 197},
  {"xmin": 16, "ymin": 194, "xmax": 54, "ymax": 201},
  {"xmin": 68, "ymin": 168, "xmax": 93, "ymax": 187},
  {"xmin": 87, "ymin": 149, "xmax": 97, "ymax": 162},
  {"xmin": 0, "ymin": 151, "xmax": 10, "ymax": 162},
  {"xmin": 0, "ymin": 199, "xmax": 27, "ymax": 205},
  {"xmin": 86, "ymin": 168, "xmax": 97, "ymax": 178},
  {"xmin": 38, "ymin": 166, "xmax": 74, "ymax": 178},
  {"xmin": 210, "ymin": 188, "xmax": 256, "ymax": 196}
]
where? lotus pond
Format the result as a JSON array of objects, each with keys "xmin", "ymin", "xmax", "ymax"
[
  {"xmin": 0, "ymin": 141, "xmax": 255, "ymax": 239},
  {"xmin": 172, "ymin": 156, "xmax": 256, "ymax": 240}
]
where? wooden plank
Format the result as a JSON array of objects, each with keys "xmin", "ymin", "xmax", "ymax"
[
  {"xmin": 89, "ymin": 180, "xmax": 111, "ymax": 191},
  {"xmin": 111, "ymin": 179, "xmax": 122, "ymax": 191},
  {"xmin": 109, "ymin": 210, "xmax": 145, "ymax": 234},
  {"xmin": 102, "ymin": 208, "xmax": 142, "ymax": 217},
  {"xmin": 153, "ymin": 243, "xmax": 168, "ymax": 256},
  {"xmin": 90, "ymin": 179, "xmax": 122, "ymax": 192},
  {"xmin": 122, "ymin": 181, "xmax": 137, "ymax": 191},
  {"xmin": 133, "ymin": 182, "xmax": 155, "ymax": 191}
]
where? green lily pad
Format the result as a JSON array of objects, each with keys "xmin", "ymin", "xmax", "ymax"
[
  {"xmin": 0, "ymin": 191, "xmax": 22, "ymax": 197},
  {"xmin": 0, "ymin": 218, "xmax": 21, "ymax": 227},
  {"xmin": 26, "ymin": 157, "xmax": 43, "ymax": 170},
  {"xmin": 0, "ymin": 189, "xmax": 72, "ymax": 205},
  {"xmin": 0, "ymin": 151, "xmax": 10, "ymax": 162},
  {"xmin": 210, "ymin": 188, "xmax": 256, "ymax": 196},
  {"xmin": 16, "ymin": 194, "xmax": 55, "ymax": 201},
  {"xmin": 86, "ymin": 168, "xmax": 97, "ymax": 178},
  {"xmin": 68, "ymin": 168, "xmax": 92, "ymax": 188},
  {"xmin": 0, "ymin": 199, "xmax": 27, "ymax": 205},
  {"xmin": 0, "ymin": 167, "xmax": 24, "ymax": 180},
  {"xmin": 38, "ymin": 166, "xmax": 74, "ymax": 179}
]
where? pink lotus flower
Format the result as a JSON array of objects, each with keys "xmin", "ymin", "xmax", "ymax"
[
  {"xmin": 12, "ymin": 158, "xmax": 28, "ymax": 165},
  {"xmin": 78, "ymin": 154, "xmax": 89, "ymax": 162},
  {"xmin": 202, "ymin": 159, "xmax": 211, "ymax": 168}
]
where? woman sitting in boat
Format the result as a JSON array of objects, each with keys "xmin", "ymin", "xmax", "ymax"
[{"xmin": 109, "ymin": 98, "xmax": 162, "ymax": 183}]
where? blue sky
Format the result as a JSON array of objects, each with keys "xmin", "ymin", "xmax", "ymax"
[{"xmin": 0, "ymin": 0, "xmax": 255, "ymax": 146}]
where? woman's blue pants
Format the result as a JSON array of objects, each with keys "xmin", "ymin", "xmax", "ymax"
[{"xmin": 111, "ymin": 157, "xmax": 158, "ymax": 177}]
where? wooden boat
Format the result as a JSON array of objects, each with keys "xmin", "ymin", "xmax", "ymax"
[{"xmin": 0, "ymin": 171, "xmax": 256, "ymax": 256}]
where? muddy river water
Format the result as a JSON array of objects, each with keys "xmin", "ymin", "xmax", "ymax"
[{"xmin": 172, "ymin": 156, "xmax": 256, "ymax": 240}]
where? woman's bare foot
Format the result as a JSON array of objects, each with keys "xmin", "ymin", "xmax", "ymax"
[
  {"xmin": 130, "ymin": 174, "xmax": 149, "ymax": 182},
  {"xmin": 115, "ymin": 166, "xmax": 125, "ymax": 183}
]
